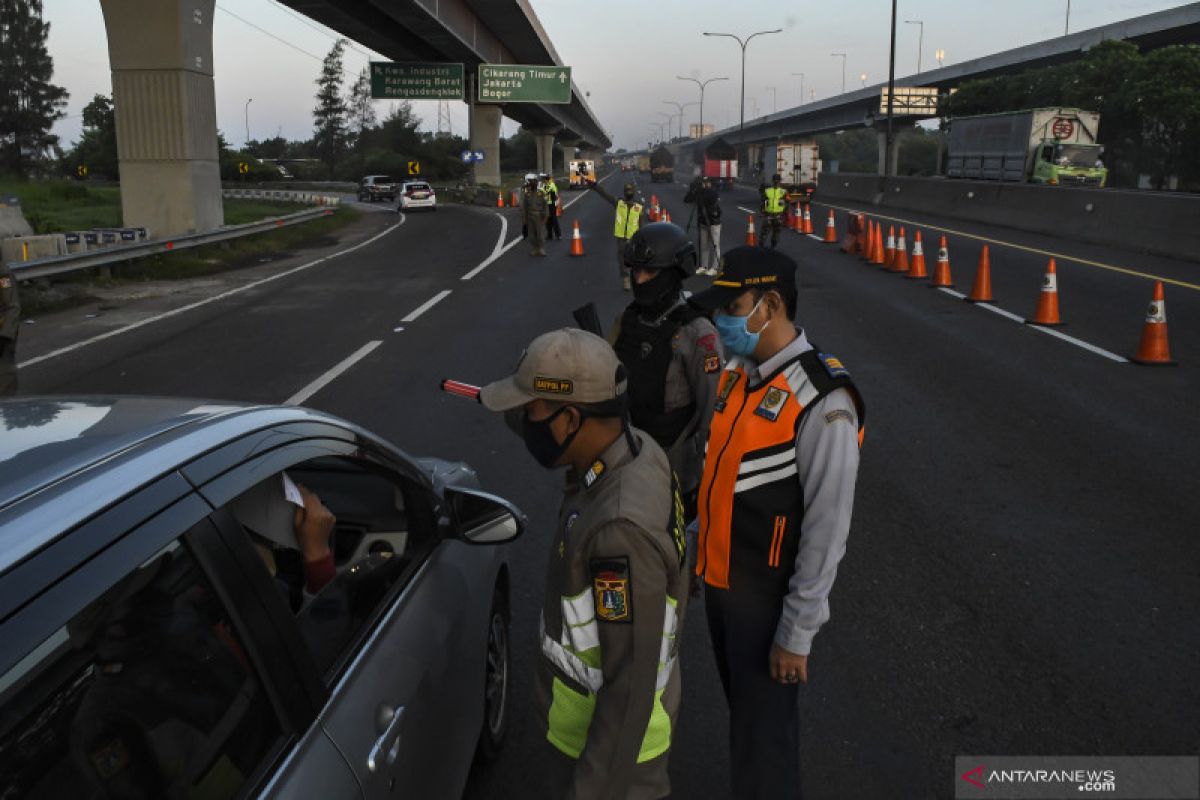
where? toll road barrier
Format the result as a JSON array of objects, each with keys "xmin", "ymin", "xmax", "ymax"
[
  {"xmin": 1027, "ymin": 259, "xmax": 1064, "ymax": 326},
  {"xmin": 1, "ymin": 234, "xmax": 68, "ymax": 264},
  {"xmin": 1131, "ymin": 281, "xmax": 1175, "ymax": 365}
]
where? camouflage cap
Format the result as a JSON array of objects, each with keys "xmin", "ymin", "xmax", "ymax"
[{"xmin": 480, "ymin": 328, "xmax": 627, "ymax": 411}]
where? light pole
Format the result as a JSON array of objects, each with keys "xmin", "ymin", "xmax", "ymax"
[
  {"xmin": 703, "ymin": 28, "xmax": 783, "ymax": 143},
  {"xmin": 663, "ymin": 100, "xmax": 698, "ymax": 140},
  {"xmin": 885, "ymin": 0, "xmax": 898, "ymax": 176},
  {"xmin": 860, "ymin": 72, "xmax": 868, "ymax": 88},
  {"xmin": 244, "ymin": 98, "xmax": 253, "ymax": 146},
  {"xmin": 1065, "ymin": 0, "xmax": 1071, "ymax": 35},
  {"xmin": 791, "ymin": 72, "xmax": 805, "ymax": 105},
  {"xmin": 677, "ymin": 75, "xmax": 728, "ymax": 141},
  {"xmin": 936, "ymin": 48, "xmax": 945, "ymax": 68},
  {"xmin": 831, "ymin": 52, "xmax": 847, "ymax": 93},
  {"xmin": 657, "ymin": 110, "xmax": 681, "ymax": 142},
  {"xmin": 766, "ymin": 86, "xmax": 777, "ymax": 114},
  {"xmin": 905, "ymin": 19, "xmax": 924, "ymax": 73}
]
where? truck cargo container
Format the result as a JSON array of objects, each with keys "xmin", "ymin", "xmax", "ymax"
[{"xmin": 946, "ymin": 107, "xmax": 1107, "ymax": 186}]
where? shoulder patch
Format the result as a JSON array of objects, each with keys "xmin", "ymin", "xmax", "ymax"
[
  {"xmin": 704, "ymin": 354, "xmax": 720, "ymax": 374},
  {"xmin": 819, "ymin": 352, "xmax": 850, "ymax": 380},
  {"xmin": 696, "ymin": 333, "xmax": 717, "ymax": 352},
  {"xmin": 754, "ymin": 386, "xmax": 791, "ymax": 421},
  {"xmin": 583, "ymin": 459, "xmax": 606, "ymax": 489},
  {"xmin": 824, "ymin": 409, "xmax": 854, "ymax": 426},
  {"xmin": 591, "ymin": 557, "xmax": 632, "ymax": 623},
  {"xmin": 714, "ymin": 370, "xmax": 741, "ymax": 413}
]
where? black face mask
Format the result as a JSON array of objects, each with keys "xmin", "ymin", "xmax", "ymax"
[
  {"xmin": 623, "ymin": 191, "xmax": 635, "ymax": 201},
  {"xmin": 631, "ymin": 268, "xmax": 682, "ymax": 310},
  {"xmin": 521, "ymin": 406, "xmax": 581, "ymax": 468}
]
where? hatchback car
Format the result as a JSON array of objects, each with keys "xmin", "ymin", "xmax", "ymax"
[
  {"xmin": 357, "ymin": 175, "xmax": 397, "ymax": 202},
  {"xmin": 0, "ymin": 397, "xmax": 522, "ymax": 799},
  {"xmin": 399, "ymin": 181, "xmax": 437, "ymax": 212}
]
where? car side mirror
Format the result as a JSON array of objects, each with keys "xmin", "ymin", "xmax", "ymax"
[{"xmin": 446, "ymin": 487, "xmax": 526, "ymax": 545}]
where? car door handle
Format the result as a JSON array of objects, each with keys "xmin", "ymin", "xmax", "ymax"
[{"xmin": 367, "ymin": 705, "xmax": 406, "ymax": 773}]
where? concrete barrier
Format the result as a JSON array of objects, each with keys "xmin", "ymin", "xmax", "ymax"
[
  {"xmin": 818, "ymin": 173, "xmax": 1200, "ymax": 263},
  {"xmin": 0, "ymin": 197, "xmax": 33, "ymax": 238},
  {"xmin": 1, "ymin": 234, "xmax": 68, "ymax": 265}
]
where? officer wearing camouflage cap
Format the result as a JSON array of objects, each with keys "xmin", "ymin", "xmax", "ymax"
[{"xmin": 480, "ymin": 327, "xmax": 689, "ymax": 799}]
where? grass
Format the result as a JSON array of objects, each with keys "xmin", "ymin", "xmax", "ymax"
[{"xmin": 0, "ymin": 179, "xmax": 317, "ymax": 233}]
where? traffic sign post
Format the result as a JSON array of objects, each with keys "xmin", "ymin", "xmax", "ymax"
[
  {"xmin": 459, "ymin": 150, "xmax": 486, "ymax": 164},
  {"xmin": 370, "ymin": 62, "xmax": 464, "ymax": 100},
  {"xmin": 478, "ymin": 64, "xmax": 572, "ymax": 104},
  {"xmin": 76, "ymin": 164, "xmax": 88, "ymax": 178},
  {"xmin": 407, "ymin": 161, "xmax": 421, "ymax": 176},
  {"xmin": 238, "ymin": 162, "xmax": 249, "ymax": 174}
]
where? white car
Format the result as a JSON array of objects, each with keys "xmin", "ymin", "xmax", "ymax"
[{"xmin": 399, "ymin": 181, "xmax": 437, "ymax": 212}]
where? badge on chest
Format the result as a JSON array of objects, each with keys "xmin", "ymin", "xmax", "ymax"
[{"xmin": 754, "ymin": 386, "xmax": 790, "ymax": 421}]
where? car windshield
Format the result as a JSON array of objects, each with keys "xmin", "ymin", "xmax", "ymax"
[
  {"xmin": 373, "ymin": 176, "xmax": 394, "ymax": 184},
  {"xmin": 1053, "ymin": 145, "xmax": 1101, "ymax": 168}
]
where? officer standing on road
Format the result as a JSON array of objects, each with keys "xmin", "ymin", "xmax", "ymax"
[
  {"xmin": 591, "ymin": 181, "xmax": 645, "ymax": 291},
  {"xmin": 687, "ymin": 247, "xmax": 865, "ymax": 799},
  {"xmin": 479, "ymin": 328, "xmax": 689, "ymax": 800},
  {"xmin": 683, "ymin": 175, "xmax": 722, "ymax": 276},
  {"xmin": 0, "ymin": 262, "xmax": 19, "ymax": 396},
  {"xmin": 542, "ymin": 172, "xmax": 563, "ymax": 242},
  {"xmin": 523, "ymin": 173, "xmax": 549, "ymax": 257},
  {"xmin": 760, "ymin": 173, "xmax": 788, "ymax": 249},
  {"xmin": 613, "ymin": 222, "xmax": 723, "ymax": 520}
]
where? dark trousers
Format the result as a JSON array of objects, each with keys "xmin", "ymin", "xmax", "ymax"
[
  {"xmin": 705, "ymin": 586, "xmax": 802, "ymax": 799},
  {"xmin": 546, "ymin": 213, "xmax": 562, "ymax": 240}
]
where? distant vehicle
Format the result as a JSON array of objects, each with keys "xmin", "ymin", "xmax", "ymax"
[
  {"xmin": 569, "ymin": 159, "xmax": 596, "ymax": 189},
  {"xmin": 773, "ymin": 141, "xmax": 821, "ymax": 195},
  {"xmin": 399, "ymin": 180, "xmax": 437, "ymax": 212},
  {"xmin": 620, "ymin": 158, "xmax": 636, "ymax": 172},
  {"xmin": 650, "ymin": 146, "xmax": 675, "ymax": 183},
  {"xmin": 698, "ymin": 137, "xmax": 738, "ymax": 190},
  {"xmin": 358, "ymin": 174, "xmax": 398, "ymax": 202},
  {"xmin": 0, "ymin": 397, "xmax": 523, "ymax": 800},
  {"xmin": 946, "ymin": 107, "xmax": 1108, "ymax": 187},
  {"xmin": 636, "ymin": 155, "xmax": 652, "ymax": 174}
]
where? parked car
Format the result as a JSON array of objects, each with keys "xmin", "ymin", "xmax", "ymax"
[
  {"xmin": 0, "ymin": 397, "xmax": 523, "ymax": 799},
  {"xmin": 399, "ymin": 181, "xmax": 437, "ymax": 212},
  {"xmin": 358, "ymin": 175, "xmax": 398, "ymax": 202}
]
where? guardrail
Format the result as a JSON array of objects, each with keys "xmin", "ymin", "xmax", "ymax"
[
  {"xmin": 222, "ymin": 188, "xmax": 342, "ymax": 206},
  {"xmin": 8, "ymin": 207, "xmax": 334, "ymax": 281}
]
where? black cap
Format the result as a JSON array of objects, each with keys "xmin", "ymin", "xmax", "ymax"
[{"xmin": 688, "ymin": 246, "xmax": 797, "ymax": 311}]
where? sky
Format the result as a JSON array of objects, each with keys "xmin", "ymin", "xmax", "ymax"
[{"xmin": 44, "ymin": 0, "xmax": 1194, "ymax": 153}]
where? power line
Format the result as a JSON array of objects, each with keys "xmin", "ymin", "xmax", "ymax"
[{"xmin": 215, "ymin": 5, "xmax": 323, "ymax": 62}]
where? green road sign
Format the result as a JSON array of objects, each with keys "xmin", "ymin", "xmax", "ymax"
[
  {"xmin": 370, "ymin": 62, "xmax": 464, "ymax": 100},
  {"xmin": 478, "ymin": 64, "xmax": 572, "ymax": 104}
]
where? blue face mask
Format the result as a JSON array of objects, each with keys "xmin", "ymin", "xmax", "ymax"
[{"xmin": 715, "ymin": 296, "xmax": 769, "ymax": 358}]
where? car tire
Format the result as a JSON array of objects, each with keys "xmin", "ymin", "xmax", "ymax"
[{"xmin": 476, "ymin": 585, "xmax": 510, "ymax": 762}]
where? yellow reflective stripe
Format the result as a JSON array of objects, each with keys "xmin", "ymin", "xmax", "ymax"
[
  {"xmin": 712, "ymin": 280, "xmax": 742, "ymax": 288},
  {"xmin": 547, "ymin": 676, "xmax": 595, "ymax": 758},
  {"xmin": 614, "ymin": 201, "xmax": 643, "ymax": 238},
  {"xmin": 638, "ymin": 690, "xmax": 672, "ymax": 763}
]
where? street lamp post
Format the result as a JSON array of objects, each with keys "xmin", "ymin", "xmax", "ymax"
[
  {"xmin": 905, "ymin": 19, "xmax": 924, "ymax": 73},
  {"xmin": 1065, "ymin": 0, "xmax": 1071, "ymax": 35},
  {"xmin": 676, "ymin": 75, "xmax": 728, "ymax": 141},
  {"xmin": 860, "ymin": 72, "xmax": 868, "ymax": 88},
  {"xmin": 831, "ymin": 52, "xmax": 847, "ymax": 93},
  {"xmin": 885, "ymin": 0, "xmax": 898, "ymax": 176},
  {"xmin": 244, "ymin": 98, "xmax": 253, "ymax": 146},
  {"xmin": 703, "ymin": 28, "xmax": 783, "ymax": 144},
  {"xmin": 791, "ymin": 72, "xmax": 805, "ymax": 105},
  {"xmin": 663, "ymin": 100, "xmax": 698, "ymax": 140},
  {"xmin": 936, "ymin": 48, "xmax": 945, "ymax": 68}
]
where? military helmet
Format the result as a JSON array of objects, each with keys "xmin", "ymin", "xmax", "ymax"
[{"xmin": 623, "ymin": 222, "xmax": 696, "ymax": 278}]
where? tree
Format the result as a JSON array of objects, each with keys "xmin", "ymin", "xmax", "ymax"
[
  {"xmin": 0, "ymin": 0, "xmax": 68, "ymax": 177},
  {"xmin": 69, "ymin": 94, "xmax": 118, "ymax": 179},
  {"xmin": 1128, "ymin": 45, "xmax": 1200, "ymax": 189},
  {"xmin": 312, "ymin": 38, "xmax": 349, "ymax": 178},
  {"xmin": 346, "ymin": 67, "xmax": 376, "ymax": 147}
]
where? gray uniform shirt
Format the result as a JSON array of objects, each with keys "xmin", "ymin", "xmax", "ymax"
[{"xmin": 744, "ymin": 329, "xmax": 861, "ymax": 656}]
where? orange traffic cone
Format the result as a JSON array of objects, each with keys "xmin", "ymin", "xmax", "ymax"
[
  {"xmin": 802, "ymin": 206, "xmax": 813, "ymax": 234},
  {"xmin": 1131, "ymin": 281, "xmax": 1175, "ymax": 365},
  {"xmin": 840, "ymin": 213, "xmax": 859, "ymax": 253},
  {"xmin": 965, "ymin": 245, "xmax": 995, "ymax": 303},
  {"xmin": 883, "ymin": 226, "xmax": 896, "ymax": 267},
  {"xmin": 497, "ymin": 191, "xmax": 505, "ymax": 208},
  {"xmin": 862, "ymin": 220, "xmax": 877, "ymax": 261},
  {"xmin": 870, "ymin": 222, "xmax": 886, "ymax": 266},
  {"xmin": 745, "ymin": 214, "xmax": 758, "ymax": 246},
  {"xmin": 511, "ymin": 189, "xmax": 520, "ymax": 207},
  {"xmin": 855, "ymin": 214, "xmax": 867, "ymax": 255},
  {"xmin": 931, "ymin": 235, "xmax": 954, "ymax": 287},
  {"xmin": 906, "ymin": 230, "xmax": 928, "ymax": 279},
  {"xmin": 649, "ymin": 195, "xmax": 660, "ymax": 221},
  {"xmin": 569, "ymin": 220, "xmax": 585, "ymax": 257},
  {"xmin": 664, "ymin": 209, "xmax": 672, "ymax": 223},
  {"xmin": 1028, "ymin": 259, "xmax": 1064, "ymax": 326},
  {"xmin": 890, "ymin": 227, "xmax": 910, "ymax": 273},
  {"xmin": 791, "ymin": 203, "xmax": 802, "ymax": 231},
  {"xmin": 822, "ymin": 209, "xmax": 838, "ymax": 243}
]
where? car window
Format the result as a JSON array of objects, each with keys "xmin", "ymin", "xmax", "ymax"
[
  {"xmin": 375, "ymin": 176, "xmax": 393, "ymax": 184},
  {"xmin": 222, "ymin": 456, "xmax": 438, "ymax": 680},
  {"xmin": 406, "ymin": 182, "xmax": 431, "ymax": 192},
  {"xmin": 0, "ymin": 536, "xmax": 283, "ymax": 799}
]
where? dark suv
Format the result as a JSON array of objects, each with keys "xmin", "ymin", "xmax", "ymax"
[{"xmin": 357, "ymin": 175, "xmax": 397, "ymax": 202}]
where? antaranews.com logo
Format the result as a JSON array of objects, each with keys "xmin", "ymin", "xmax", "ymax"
[{"xmin": 954, "ymin": 756, "xmax": 1199, "ymax": 799}]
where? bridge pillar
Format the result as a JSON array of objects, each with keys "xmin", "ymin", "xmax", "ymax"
[
  {"xmin": 100, "ymin": 0, "xmax": 223, "ymax": 237},
  {"xmin": 471, "ymin": 104, "xmax": 504, "ymax": 187},
  {"xmin": 531, "ymin": 129, "xmax": 561, "ymax": 177}
]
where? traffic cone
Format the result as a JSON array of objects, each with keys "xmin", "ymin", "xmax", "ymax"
[
  {"xmin": 802, "ymin": 206, "xmax": 813, "ymax": 234},
  {"xmin": 649, "ymin": 195, "xmax": 660, "ymax": 221},
  {"xmin": 1028, "ymin": 259, "xmax": 1064, "ymax": 326},
  {"xmin": 906, "ymin": 230, "xmax": 928, "ymax": 279},
  {"xmin": 745, "ymin": 214, "xmax": 758, "ymax": 246},
  {"xmin": 569, "ymin": 220, "xmax": 585, "ymax": 257},
  {"xmin": 1131, "ymin": 281, "xmax": 1175, "ymax": 365},
  {"xmin": 890, "ymin": 227, "xmax": 910, "ymax": 273},
  {"xmin": 870, "ymin": 222, "xmax": 886, "ymax": 266},
  {"xmin": 884, "ymin": 226, "xmax": 897, "ymax": 267},
  {"xmin": 855, "ymin": 214, "xmax": 867, "ymax": 255},
  {"xmin": 497, "ymin": 191, "xmax": 505, "ymax": 208},
  {"xmin": 931, "ymin": 236, "xmax": 954, "ymax": 287},
  {"xmin": 822, "ymin": 209, "xmax": 837, "ymax": 243},
  {"xmin": 965, "ymin": 245, "xmax": 995, "ymax": 303},
  {"xmin": 511, "ymin": 189, "xmax": 520, "ymax": 207},
  {"xmin": 790, "ymin": 203, "xmax": 802, "ymax": 231},
  {"xmin": 862, "ymin": 220, "xmax": 876, "ymax": 261},
  {"xmin": 664, "ymin": 209, "xmax": 672, "ymax": 223}
]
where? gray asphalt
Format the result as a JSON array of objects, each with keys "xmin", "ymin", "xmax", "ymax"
[{"xmin": 15, "ymin": 171, "xmax": 1200, "ymax": 799}]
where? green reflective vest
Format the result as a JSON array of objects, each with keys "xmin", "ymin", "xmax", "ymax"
[
  {"xmin": 763, "ymin": 186, "xmax": 787, "ymax": 215},
  {"xmin": 614, "ymin": 200, "xmax": 643, "ymax": 239}
]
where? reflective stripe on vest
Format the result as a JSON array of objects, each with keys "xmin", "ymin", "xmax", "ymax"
[
  {"xmin": 614, "ymin": 200, "xmax": 643, "ymax": 238},
  {"xmin": 764, "ymin": 186, "xmax": 787, "ymax": 214}
]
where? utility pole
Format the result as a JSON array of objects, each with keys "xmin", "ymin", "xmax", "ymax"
[
  {"xmin": 791, "ymin": 72, "xmax": 805, "ymax": 105},
  {"xmin": 831, "ymin": 52, "xmax": 847, "ymax": 94},
  {"xmin": 244, "ymin": 98, "xmax": 253, "ymax": 146},
  {"xmin": 1065, "ymin": 0, "xmax": 1071, "ymax": 35},
  {"xmin": 766, "ymin": 86, "xmax": 777, "ymax": 114},
  {"xmin": 885, "ymin": 0, "xmax": 898, "ymax": 176}
]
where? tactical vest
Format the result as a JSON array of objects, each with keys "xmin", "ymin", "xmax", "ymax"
[
  {"xmin": 697, "ymin": 349, "xmax": 864, "ymax": 596},
  {"xmin": 614, "ymin": 200, "xmax": 643, "ymax": 239},
  {"xmin": 613, "ymin": 304, "xmax": 701, "ymax": 450},
  {"xmin": 763, "ymin": 186, "xmax": 787, "ymax": 215}
]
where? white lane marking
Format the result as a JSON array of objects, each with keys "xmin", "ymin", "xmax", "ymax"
[
  {"xmin": 401, "ymin": 289, "xmax": 452, "ymax": 322},
  {"xmin": 974, "ymin": 302, "xmax": 1028, "ymax": 324},
  {"xmin": 461, "ymin": 213, "xmax": 509, "ymax": 280},
  {"xmin": 18, "ymin": 218, "xmax": 406, "ymax": 369},
  {"xmin": 807, "ymin": 234, "xmax": 824, "ymax": 241},
  {"xmin": 737, "ymin": 206, "xmax": 756, "ymax": 215},
  {"xmin": 938, "ymin": 288, "xmax": 967, "ymax": 299},
  {"xmin": 285, "ymin": 340, "xmax": 382, "ymax": 406},
  {"xmin": 1025, "ymin": 325, "xmax": 1128, "ymax": 363}
]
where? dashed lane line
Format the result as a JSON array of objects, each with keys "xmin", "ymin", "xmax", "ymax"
[
  {"xmin": 400, "ymin": 290, "xmax": 452, "ymax": 323},
  {"xmin": 18, "ymin": 218, "xmax": 407, "ymax": 369},
  {"xmin": 285, "ymin": 340, "xmax": 382, "ymax": 406}
]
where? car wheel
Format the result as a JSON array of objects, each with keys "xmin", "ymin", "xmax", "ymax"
[{"xmin": 476, "ymin": 586, "xmax": 510, "ymax": 761}]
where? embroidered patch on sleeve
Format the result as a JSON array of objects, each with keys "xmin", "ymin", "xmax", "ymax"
[
  {"xmin": 696, "ymin": 333, "xmax": 718, "ymax": 352},
  {"xmin": 703, "ymin": 354, "xmax": 721, "ymax": 373},
  {"xmin": 824, "ymin": 409, "xmax": 855, "ymax": 426},
  {"xmin": 591, "ymin": 557, "xmax": 632, "ymax": 623}
]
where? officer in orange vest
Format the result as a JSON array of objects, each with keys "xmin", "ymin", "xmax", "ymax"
[{"xmin": 687, "ymin": 247, "xmax": 865, "ymax": 799}]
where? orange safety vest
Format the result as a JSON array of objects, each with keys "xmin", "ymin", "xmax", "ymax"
[{"xmin": 697, "ymin": 349, "xmax": 864, "ymax": 594}]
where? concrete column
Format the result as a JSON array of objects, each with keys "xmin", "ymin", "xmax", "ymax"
[
  {"xmin": 877, "ymin": 131, "xmax": 902, "ymax": 176},
  {"xmin": 100, "ymin": 0, "xmax": 223, "ymax": 237},
  {"xmin": 532, "ymin": 131, "xmax": 559, "ymax": 177},
  {"xmin": 471, "ymin": 104, "xmax": 503, "ymax": 187}
]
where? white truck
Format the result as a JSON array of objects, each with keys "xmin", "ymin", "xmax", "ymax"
[
  {"xmin": 776, "ymin": 142, "xmax": 821, "ymax": 191},
  {"xmin": 946, "ymin": 107, "xmax": 1108, "ymax": 187}
]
